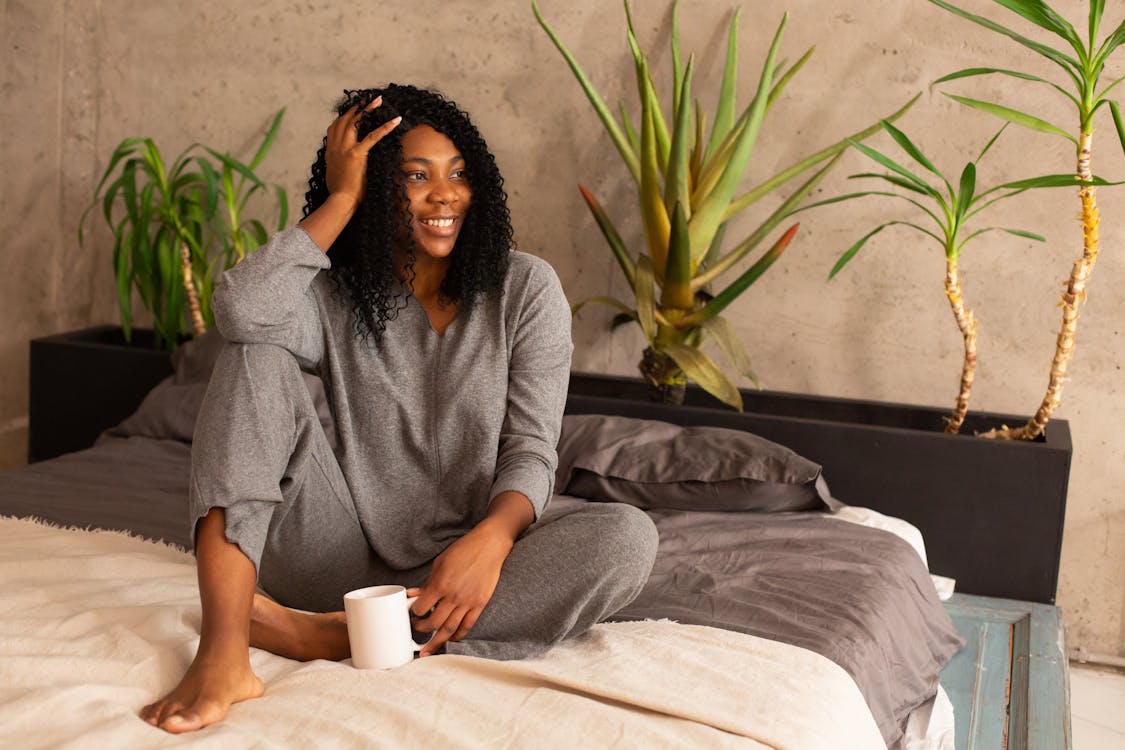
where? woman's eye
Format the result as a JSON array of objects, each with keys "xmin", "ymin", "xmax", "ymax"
[
  {"xmin": 451, "ymin": 169, "xmax": 466, "ymax": 180},
  {"xmin": 404, "ymin": 171, "xmax": 425, "ymax": 182}
]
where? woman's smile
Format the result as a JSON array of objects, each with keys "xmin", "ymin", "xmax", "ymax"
[{"xmin": 400, "ymin": 125, "xmax": 472, "ymax": 261}]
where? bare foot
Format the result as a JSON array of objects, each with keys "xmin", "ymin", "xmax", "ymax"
[
  {"xmin": 250, "ymin": 594, "xmax": 351, "ymax": 661},
  {"xmin": 140, "ymin": 648, "xmax": 264, "ymax": 733}
]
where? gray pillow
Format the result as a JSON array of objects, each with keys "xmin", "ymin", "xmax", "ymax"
[
  {"xmin": 556, "ymin": 414, "xmax": 841, "ymax": 512},
  {"xmin": 108, "ymin": 329, "xmax": 335, "ymax": 447}
]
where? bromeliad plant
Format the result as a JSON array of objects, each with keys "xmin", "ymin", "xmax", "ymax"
[
  {"xmin": 534, "ymin": 0, "xmax": 918, "ymax": 410},
  {"xmin": 808, "ymin": 121, "xmax": 1108, "ymax": 434},
  {"xmin": 928, "ymin": 0, "xmax": 1125, "ymax": 439},
  {"xmin": 79, "ymin": 109, "xmax": 289, "ymax": 352}
]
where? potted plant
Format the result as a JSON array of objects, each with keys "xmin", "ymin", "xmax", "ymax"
[
  {"xmin": 805, "ymin": 120, "xmax": 1109, "ymax": 434},
  {"xmin": 29, "ymin": 111, "xmax": 289, "ymax": 462},
  {"xmin": 534, "ymin": 0, "xmax": 918, "ymax": 410},
  {"xmin": 538, "ymin": 0, "xmax": 1074, "ymax": 603},
  {"xmin": 925, "ymin": 0, "xmax": 1125, "ymax": 439}
]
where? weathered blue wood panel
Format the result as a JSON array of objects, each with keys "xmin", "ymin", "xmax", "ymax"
[{"xmin": 941, "ymin": 594, "xmax": 1071, "ymax": 750}]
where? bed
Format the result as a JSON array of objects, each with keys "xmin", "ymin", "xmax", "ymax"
[{"xmin": 2, "ymin": 332, "xmax": 985, "ymax": 749}]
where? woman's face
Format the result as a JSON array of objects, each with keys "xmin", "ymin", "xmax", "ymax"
[{"xmin": 398, "ymin": 124, "xmax": 472, "ymax": 262}]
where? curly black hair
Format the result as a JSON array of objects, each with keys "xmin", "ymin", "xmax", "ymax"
[{"xmin": 302, "ymin": 84, "xmax": 513, "ymax": 344}]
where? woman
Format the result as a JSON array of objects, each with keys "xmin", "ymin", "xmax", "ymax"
[{"xmin": 140, "ymin": 84, "xmax": 658, "ymax": 734}]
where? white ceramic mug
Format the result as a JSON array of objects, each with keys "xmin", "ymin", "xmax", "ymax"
[{"xmin": 343, "ymin": 584, "xmax": 430, "ymax": 669}]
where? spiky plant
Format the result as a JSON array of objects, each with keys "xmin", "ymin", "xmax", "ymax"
[
  {"xmin": 533, "ymin": 0, "xmax": 917, "ymax": 409},
  {"xmin": 928, "ymin": 0, "xmax": 1125, "ymax": 439},
  {"xmin": 807, "ymin": 121, "xmax": 1106, "ymax": 433}
]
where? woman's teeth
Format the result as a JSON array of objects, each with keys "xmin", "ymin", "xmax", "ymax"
[{"xmin": 421, "ymin": 218, "xmax": 455, "ymax": 228}]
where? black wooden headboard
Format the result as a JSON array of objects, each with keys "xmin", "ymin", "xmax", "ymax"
[{"xmin": 565, "ymin": 373, "xmax": 1070, "ymax": 605}]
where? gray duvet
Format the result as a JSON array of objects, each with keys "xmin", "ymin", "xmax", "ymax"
[{"xmin": 0, "ymin": 429, "xmax": 961, "ymax": 748}]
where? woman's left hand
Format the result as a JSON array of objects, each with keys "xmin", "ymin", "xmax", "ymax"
[{"xmin": 407, "ymin": 524, "xmax": 514, "ymax": 656}]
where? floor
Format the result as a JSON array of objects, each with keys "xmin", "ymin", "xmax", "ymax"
[{"xmin": 1071, "ymin": 662, "xmax": 1125, "ymax": 749}]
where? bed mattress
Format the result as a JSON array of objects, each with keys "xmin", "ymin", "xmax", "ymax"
[{"xmin": 0, "ymin": 429, "xmax": 961, "ymax": 747}]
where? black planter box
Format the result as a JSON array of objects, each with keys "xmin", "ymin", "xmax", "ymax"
[
  {"xmin": 566, "ymin": 372, "xmax": 1071, "ymax": 604},
  {"xmin": 29, "ymin": 326, "xmax": 177, "ymax": 463}
]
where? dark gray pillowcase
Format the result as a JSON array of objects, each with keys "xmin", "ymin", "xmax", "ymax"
[
  {"xmin": 106, "ymin": 329, "xmax": 335, "ymax": 446},
  {"xmin": 556, "ymin": 414, "xmax": 841, "ymax": 512}
]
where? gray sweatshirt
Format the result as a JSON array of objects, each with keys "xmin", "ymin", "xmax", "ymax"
[{"xmin": 212, "ymin": 227, "xmax": 573, "ymax": 570}]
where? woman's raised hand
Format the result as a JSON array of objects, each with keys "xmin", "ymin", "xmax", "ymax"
[
  {"xmin": 324, "ymin": 96, "xmax": 402, "ymax": 209},
  {"xmin": 299, "ymin": 97, "xmax": 401, "ymax": 252}
]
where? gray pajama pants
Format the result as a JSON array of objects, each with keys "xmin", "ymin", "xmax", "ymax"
[{"xmin": 189, "ymin": 342, "xmax": 659, "ymax": 660}]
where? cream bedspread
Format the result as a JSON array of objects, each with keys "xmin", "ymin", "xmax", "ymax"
[{"xmin": 0, "ymin": 517, "xmax": 884, "ymax": 749}]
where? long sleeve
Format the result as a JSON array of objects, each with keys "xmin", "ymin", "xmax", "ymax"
[
  {"xmin": 489, "ymin": 257, "xmax": 574, "ymax": 519},
  {"xmin": 212, "ymin": 226, "xmax": 330, "ymax": 369}
]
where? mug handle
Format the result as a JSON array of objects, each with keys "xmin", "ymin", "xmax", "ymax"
[{"xmin": 406, "ymin": 595, "xmax": 436, "ymax": 652}]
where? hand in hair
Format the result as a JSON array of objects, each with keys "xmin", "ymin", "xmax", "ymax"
[
  {"xmin": 300, "ymin": 97, "xmax": 401, "ymax": 252},
  {"xmin": 326, "ymin": 96, "xmax": 402, "ymax": 209}
]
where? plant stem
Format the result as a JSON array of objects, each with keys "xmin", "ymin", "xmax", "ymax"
[
  {"xmin": 983, "ymin": 129, "xmax": 1098, "ymax": 440},
  {"xmin": 943, "ymin": 256, "xmax": 976, "ymax": 435},
  {"xmin": 181, "ymin": 240, "xmax": 206, "ymax": 337},
  {"xmin": 638, "ymin": 346, "xmax": 687, "ymax": 405}
]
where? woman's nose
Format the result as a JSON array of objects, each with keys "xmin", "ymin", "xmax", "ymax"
[{"xmin": 429, "ymin": 178, "xmax": 459, "ymax": 205}]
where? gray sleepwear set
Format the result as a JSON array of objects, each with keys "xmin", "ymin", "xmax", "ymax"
[{"xmin": 189, "ymin": 227, "xmax": 658, "ymax": 660}]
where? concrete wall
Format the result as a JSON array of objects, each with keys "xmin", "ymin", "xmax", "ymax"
[{"xmin": 3, "ymin": 0, "xmax": 1121, "ymax": 656}]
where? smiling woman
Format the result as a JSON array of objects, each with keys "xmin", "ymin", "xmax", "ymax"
[{"xmin": 138, "ymin": 83, "xmax": 660, "ymax": 734}]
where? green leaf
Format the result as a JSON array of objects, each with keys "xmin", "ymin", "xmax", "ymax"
[
  {"xmin": 699, "ymin": 154, "xmax": 842, "ymax": 289},
  {"xmin": 699, "ymin": 315, "xmax": 759, "ymax": 387},
  {"xmin": 579, "ymin": 185, "xmax": 636, "ymax": 288},
  {"xmin": 766, "ymin": 46, "xmax": 814, "ymax": 114},
  {"xmin": 944, "ymin": 93, "xmax": 1076, "ymax": 143},
  {"xmin": 689, "ymin": 13, "xmax": 785, "ymax": 262},
  {"xmin": 1095, "ymin": 17, "xmax": 1125, "ymax": 65},
  {"xmin": 725, "ymin": 92, "xmax": 922, "ymax": 218},
  {"xmin": 977, "ymin": 123, "xmax": 1009, "ymax": 162},
  {"xmin": 620, "ymin": 103, "xmax": 640, "ymax": 155},
  {"xmin": 846, "ymin": 138, "xmax": 942, "ymax": 200},
  {"xmin": 1000, "ymin": 227, "xmax": 1047, "ymax": 241},
  {"xmin": 670, "ymin": 0, "xmax": 683, "ymax": 115},
  {"xmin": 797, "ymin": 189, "xmax": 945, "ymax": 231},
  {"xmin": 250, "ymin": 108, "xmax": 285, "ymax": 170},
  {"xmin": 639, "ymin": 84, "xmax": 671, "ymax": 275},
  {"xmin": 880, "ymin": 119, "xmax": 952, "ymax": 194},
  {"xmin": 704, "ymin": 6, "xmax": 741, "ymax": 163},
  {"xmin": 275, "ymin": 184, "xmax": 289, "ymax": 231},
  {"xmin": 663, "ymin": 343, "xmax": 743, "ymax": 410},
  {"xmin": 661, "ymin": 201, "xmax": 693, "ymax": 310},
  {"xmin": 664, "ymin": 55, "xmax": 694, "ymax": 219},
  {"xmin": 991, "ymin": 0, "xmax": 1082, "ymax": 53},
  {"xmin": 924, "ymin": 0, "xmax": 1081, "ymax": 74},
  {"xmin": 849, "ymin": 171, "xmax": 935, "ymax": 196},
  {"xmin": 1108, "ymin": 100, "xmax": 1125, "ymax": 159},
  {"xmin": 693, "ymin": 224, "xmax": 797, "ymax": 322},
  {"xmin": 829, "ymin": 224, "xmax": 884, "ymax": 279},
  {"xmin": 959, "ymin": 226, "xmax": 1047, "ymax": 248},
  {"xmin": 956, "ymin": 161, "xmax": 976, "ymax": 221},
  {"xmin": 193, "ymin": 157, "xmax": 221, "ymax": 219},
  {"xmin": 635, "ymin": 254, "xmax": 657, "ymax": 342},
  {"xmin": 626, "ymin": 25, "xmax": 671, "ymax": 173},
  {"xmin": 998, "ymin": 173, "xmax": 1120, "ymax": 189},
  {"xmin": 934, "ymin": 66, "xmax": 1081, "ymax": 108},
  {"xmin": 571, "ymin": 295, "xmax": 636, "ymax": 319},
  {"xmin": 532, "ymin": 1, "xmax": 641, "ymax": 182},
  {"xmin": 204, "ymin": 148, "xmax": 266, "ymax": 189},
  {"xmin": 1097, "ymin": 73, "xmax": 1125, "ymax": 101},
  {"xmin": 1090, "ymin": 0, "xmax": 1105, "ymax": 50}
]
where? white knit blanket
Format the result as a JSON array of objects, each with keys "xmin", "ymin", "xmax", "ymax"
[{"xmin": 0, "ymin": 517, "xmax": 884, "ymax": 749}]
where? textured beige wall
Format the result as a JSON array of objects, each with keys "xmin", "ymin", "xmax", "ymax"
[{"xmin": 3, "ymin": 0, "xmax": 1122, "ymax": 656}]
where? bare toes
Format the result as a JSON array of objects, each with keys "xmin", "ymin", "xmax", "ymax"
[{"xmin": 162, "ymin": 710, "xmax": 204, "ymax": 734}]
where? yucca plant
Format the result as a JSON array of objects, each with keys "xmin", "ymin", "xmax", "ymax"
[
  {"xmin": 533, "ymin": 0, "xmax": 918, "ymax": 409},
  {"xmin": 928, "ymin": 0, "xmax": 1125, "ymax": 439},
  {"xmin": 79, "ymin": 109, "xmax": 289, "ymax": 352},
  {"xmin": 806, "ymin": 121, "xmax": 1109, "ymax": 433}
]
